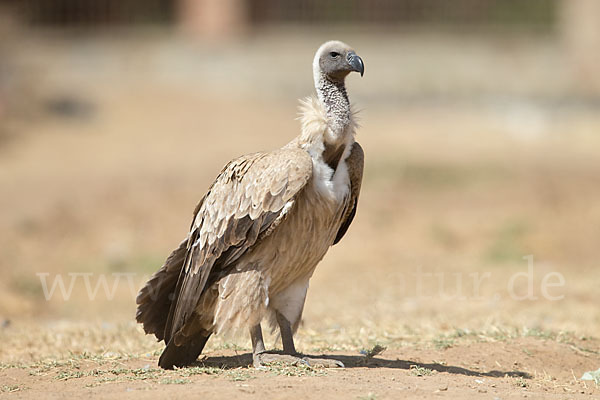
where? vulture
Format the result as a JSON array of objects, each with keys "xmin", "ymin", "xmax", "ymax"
[{"xmin": 136, "ymin": 40, "xmax": 365, "ymax": 369}]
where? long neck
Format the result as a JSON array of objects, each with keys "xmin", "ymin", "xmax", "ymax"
[{"xmin": 315, "ymin": 73, "xmax": 351, "ymax": 139}]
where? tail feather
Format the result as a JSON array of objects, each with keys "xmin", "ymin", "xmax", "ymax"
[
  {"xmin": 136, "ymin": 238, "xmax": 213, "ymax": 369},
  {"xmin": 159, "ymin": 334, "xmax": 211, "ymax": 369},
  {"xmin": 136, "ymin": 239, "xmax": 188, "ymax": 341}
]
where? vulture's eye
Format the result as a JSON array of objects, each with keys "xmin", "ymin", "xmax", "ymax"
[{"xmin": 329, "ymin": 51, "xmax": 340, "ymax": 58}]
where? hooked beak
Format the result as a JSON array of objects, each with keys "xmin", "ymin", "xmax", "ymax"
[{"xmin": 347, "ymin": 51, "xmax": 364, "ymax": 77}]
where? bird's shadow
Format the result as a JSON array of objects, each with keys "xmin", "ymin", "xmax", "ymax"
[{"xmin": 194, "ymin": 352, "xmax": 531, "ymax": 379}]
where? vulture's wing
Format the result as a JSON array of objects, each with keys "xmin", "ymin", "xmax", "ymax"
[
  {"xmin": 333, "ymin": 142, "xmax": 364, "ymax": 245},
  {"xmin": 164, "ymin": 148, "xmax": 313, "ymax": 342}
]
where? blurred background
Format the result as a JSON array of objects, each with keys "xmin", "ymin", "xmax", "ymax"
[{"xmin": 0, "ymin": 0, "xmax": 599, "ymax": 352}]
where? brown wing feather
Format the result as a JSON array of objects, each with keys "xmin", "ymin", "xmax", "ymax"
[
  {"xmin": 164, "ymin": 148, "xmax": 313, "ymax": 343},
  {"xmin": 334, "ymin": 142, "xmax": 364, "ymax": 245},
  {"xmin": 135, "ymin": 238, "xmax": 188, "ymax": 341}
]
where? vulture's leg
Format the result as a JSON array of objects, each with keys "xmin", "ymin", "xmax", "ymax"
[
  {"xmin": 277, "ymin": 313, "xmax": 344, "ymax": 368},
  {"xmin": 277, "ymin": 312, "xmax": 343, "ymax": 367},
  {"xmin": 275, "ymin": 312, "xmax": 344, "ymax": 368},
  {"xmin": 250, "ymin": 322, "xmax": 306, "ymax": 367},
  {"xmin": 276, "ymin": 311, "xmax": 297, "ymax": 355},
  {"xmin": 250, "ymin": 315, "xmax": 344, "ymax": 369},
  {"xmin": 250, "ymin": 323, "xmax": 266, "ymax": 368}
]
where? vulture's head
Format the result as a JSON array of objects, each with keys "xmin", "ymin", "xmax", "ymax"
[{"xmin": 313, "ymin": 40, "xmax": 364, "ymax": 83}]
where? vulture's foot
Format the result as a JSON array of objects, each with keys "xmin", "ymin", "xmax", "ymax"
[
  {"xmin": 253, "ymin": 352, "xmax": 344, "ymax": 368},
  {"xmin": 253, "ymin": 352, "xmax": 307, "ymax": 368},
  {"xmin": 301, "ymin": 356, "xmax": 345, "ymax": 368}
]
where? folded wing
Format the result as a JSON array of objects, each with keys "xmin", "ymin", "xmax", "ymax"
[
  {"xmin": 163, "ymin": 148, "xmax": 313, "ymax": 343},
  {"xmin": 333, "ymin": 142, "xmax": 364, "ymax": 244}
]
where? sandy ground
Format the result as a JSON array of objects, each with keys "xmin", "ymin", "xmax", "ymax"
[
  {"xmin": 1, "ymin": 31, "xmax": 599, "ymax": 398},
  {"xmin": 1, "ymin": 335, "xmax": 598, "ymax": 399}
]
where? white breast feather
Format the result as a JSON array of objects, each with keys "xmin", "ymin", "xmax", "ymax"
[
  {"xmin": 297, "ymin": 96, "xmax": 355, "ymax": 203},
  {"xmin": 312, "ymin": 155, "xmax": 350, "ymax": 202}
]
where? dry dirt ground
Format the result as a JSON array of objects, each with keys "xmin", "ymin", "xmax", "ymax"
[
  {"xmin": 0, "ymin": 332, "xmax": 598, "ymax": 399},
  {"xmin": 1, "ymin": 31, "xmax": 599, "ymax": 398}
]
